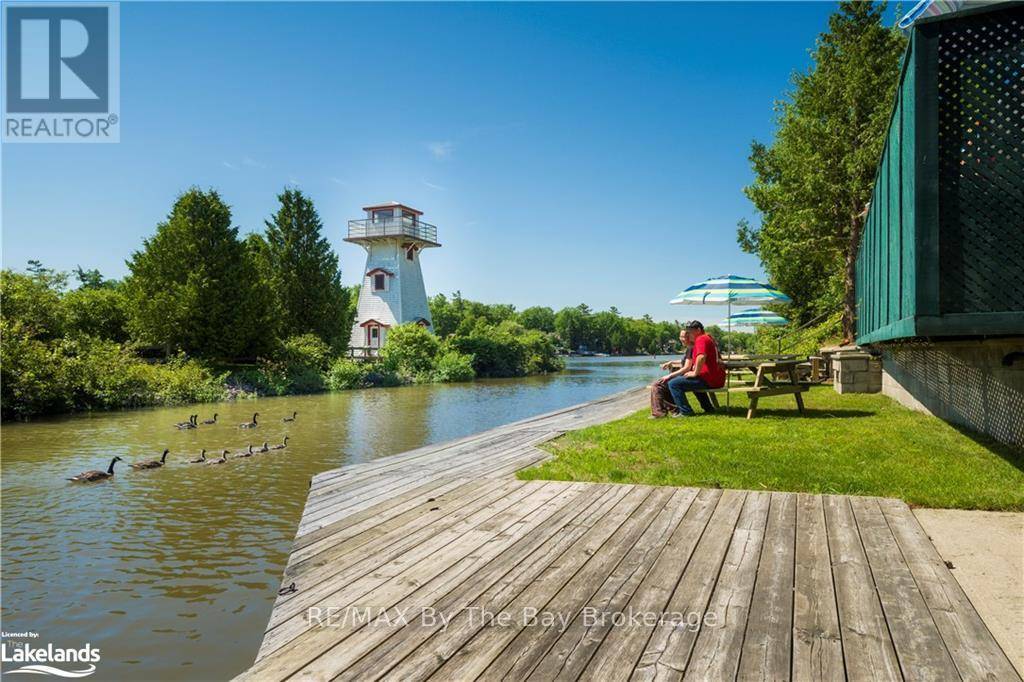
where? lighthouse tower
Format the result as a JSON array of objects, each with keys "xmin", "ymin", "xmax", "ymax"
[{"xmin": 346, "ymin": 202, "xmax": 439, "ymax": 355}]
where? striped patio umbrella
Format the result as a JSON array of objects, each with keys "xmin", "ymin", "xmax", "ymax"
[
  {"xmin": 670, "ymin": 275, "xmax": 792, "ymax": 306},
  {"xmin": 724, "ymin": 308, "xmax": 789, "ymax": 328},
  {"xmin": 898, "ymin": 0, "xmax": 965, "ymax": 29},
  {"xmin": 671, "ymin": 275, "xmax": 792, "ymax": 407}
]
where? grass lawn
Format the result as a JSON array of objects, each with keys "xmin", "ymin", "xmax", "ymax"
[{"xmin": 519, "ymin": 386, "xmax": 1024, "ymax": 511}]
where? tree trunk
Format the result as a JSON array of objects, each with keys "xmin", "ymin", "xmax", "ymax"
[{"xmin": 842, "ymin": 210, "xmax": 864, "ymax": 343}]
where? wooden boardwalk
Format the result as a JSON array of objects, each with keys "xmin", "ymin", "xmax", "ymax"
[{"xmin": 239, "ymin": 389, "xmax": 1019, "ymax": 681}]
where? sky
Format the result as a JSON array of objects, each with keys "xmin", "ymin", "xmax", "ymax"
[{"xmin": 1, "ymin": 1, "xmax": 898, "ymax": 323}]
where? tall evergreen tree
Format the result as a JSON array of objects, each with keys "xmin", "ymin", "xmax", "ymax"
[
  {"xmin": 740, "ymin": 2, "xmax": 905, "ymax": 341},
  {"xmin": 124, "ymin": 188, "xmax": 274, "ymax": 359},
  {"xmin": 261, "ymin": 188, "xmax": 348, "ymax": 349}
]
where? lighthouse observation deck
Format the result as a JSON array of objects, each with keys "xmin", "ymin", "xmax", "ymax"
[{"xmin": 346, "ymin": 215, "xmax": 439, "ymax": 246}]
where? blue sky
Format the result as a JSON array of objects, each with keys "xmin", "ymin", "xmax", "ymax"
[{"xmin": 1, "ymin": 1, "xmax": 896, "ymax": 323}]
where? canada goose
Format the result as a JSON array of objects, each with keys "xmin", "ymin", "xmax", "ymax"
[
  {"xmin": 202, "ymin": 413, "xmax": 218, "ymax": 425},
  {"xmin": 283, "ymin": 411, "xmax": 297, "ymax": 422},
  {"xmin": 206, "ymin": 449, "xmax": 230, "ymax": 465},
  {"xmin": 68, "ymin": 456, "xmax": 122, "ymax": 482},
  {"xmin": 234, "ymin": 445, "xmax": 254, "ymax": 459},
  {"xmin": 131, "ymin": 449, "xmax": 170, "ymax": 470},
  {"xmin": 258, "ymin": 441, "xmax": 270, "ymax": 453},
  {"xmin": 189, "ymin": 449, "xmax": 207, "ymax": 464},
  {"xmin": 270, "ymin": 436, "xmax": 289, "ymax": 450},
  {"xmin": 174, "ymin": 415, "xmax": 197, "ymax": 429},
  {"xmin": 240, "ymin": 413, "xmax": 259, "ymax": 429}
]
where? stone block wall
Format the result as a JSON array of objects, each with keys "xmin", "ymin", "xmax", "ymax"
[
  {"xmin": 877, "ymin": 337, "xmax": 1024, "ymax": 451},
  {"xmin": 832, "ymin": 350, "xmax": 883, "ymax": 394}
]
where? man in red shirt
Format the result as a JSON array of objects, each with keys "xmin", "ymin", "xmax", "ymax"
[{"xmin": 667, "ymin": 320, "xmax": 725, "ymax": 416}]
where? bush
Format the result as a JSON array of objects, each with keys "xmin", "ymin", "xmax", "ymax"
[
  {"xmin": 429, "ymin": 349, "xmax": 476, "ymax": 383},
  {"xmin": 364, "ymin": 364, "xmax": 403, "ymax": 387},
  {"xmin": 519, "ymin": 328, "xmax": 565, "ymax": 374},
  {"xmin": 62, "ymin": 286, "xmax": 130, "ymax": 342},
  {"xmin": 1, "ymin": 330, "xmax": 234, "ymax": 417},
  {"xmin": 326, "ymin": 358, "xmax": 369, "ymax": 390},
  {"xmin": 0, "ymin": 321, "xmax": 70, "ymax": 416},
  {"xmin": 150, "ymin": 356, "xmax": 228, "ymax": 404},
  {"xmin": 227, "ymin": 357, "xmax": 324, "ymax": 395},
  {"xmin": 280, "ymin": 333, "xmax": 332, "ymax": 371},
  {"xmin": 379, "ymin": 323, "xmax": 440, "ymax": 377}
]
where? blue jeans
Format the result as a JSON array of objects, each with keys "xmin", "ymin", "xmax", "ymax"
[{"xmin": 667, "ymin": 375, "xmax": 714, "ymax": 415}]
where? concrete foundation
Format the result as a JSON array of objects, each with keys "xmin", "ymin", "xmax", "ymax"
[{"xmin": 876, "ymin": 337, "xmax": 1024, "ymax": 450}]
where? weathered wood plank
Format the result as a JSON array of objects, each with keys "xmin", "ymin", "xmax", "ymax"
[
  {"xmin": 327, "ymin": 484, "xmax": 628, "ymax": 681},
  {"xmin": 257, "ymin": 479, "xmax": 539, "ymax": 659},
  {"xmin": 287, "ymin": 483, "xmax": 593, "ymax": 680},
  {"xmin": 824, "ymin": 495, "xmax": 901, "ymax": 681},
  {"xmin": 792, "ymin": 493, "xmax": 844, "ymax": 682},
  {"xmin": 288, "ymin": 477, "xmax": 479, "ymax": 560},
  {"xmin": 485, "ymin": 487, "xmax": 698, "ymax": 681},
  {"xmin": 424, "ymin": 487, "xmax": 677, "ymax": 682},
  {"xmin": 737, "ymin": 491, "xmax": 797, "ymax": 681},
  {"xmin": 851, "ymin": 496, "xmax": 959, "ymax": 680},
  {"xmin": 264, "ymin": 479, "xmax": 512, "ymax": 636},
  {"xmin": 879, "ymin": 497, "xmax": 1022, "ymax": 681},
  {"xmin": 685, "ymin": 491, "xmax": 771, "ymax": 680},
  {"xmin": 630, "ymin": 488, "xmax": 748, "ymax": 682},
  {"xmin": 545, "ymin": 488, "xmax": 722, "ymax": 682},
  {"xmin": 274, "ymin": 479, "xmax": 504, "ymax": 615},
  {"xmin": 250, "ymin": 481, "xmax": 570, "ymax": 676},
  {"xmin": 282, "ymin": 477, "xmax": 489, "ymax": 573}
]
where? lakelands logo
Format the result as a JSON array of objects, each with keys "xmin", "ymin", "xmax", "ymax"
[
  {"xmin": 1, "ymin": 639, "xmax": 101, "ymax": 678},
  {"xmin": 2, "ymin": 2, "xmax": 120, "ymax": 142}
]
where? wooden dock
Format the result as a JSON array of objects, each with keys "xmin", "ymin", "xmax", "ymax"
[{"xmin": 239, "ymin": 388, "xmax": 1019, "ymax": 681}]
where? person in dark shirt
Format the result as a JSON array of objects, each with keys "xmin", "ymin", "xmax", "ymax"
[{"xmin": 650, "ymin": 330, "xmax": 693, "ymax": 418}]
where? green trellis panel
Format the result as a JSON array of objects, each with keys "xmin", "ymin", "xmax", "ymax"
[{"xmin": 856, "ymin": 2, "xmax": 1024, "ymax": 344}]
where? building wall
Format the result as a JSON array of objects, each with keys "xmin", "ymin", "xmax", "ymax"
[
  {"xmin": 397, "ymin": 246, "xmax": 432, "ymax": 328},
  {"xmin": 348, "ymin": 240, "xmax": 433, "ymax": 349},
  {"xmin": 877, "ymin": 337, "xmax": 1024, "ymax": 450}
]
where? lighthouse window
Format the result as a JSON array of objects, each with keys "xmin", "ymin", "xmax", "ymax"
[
  {"xmin": 406, "ymin": 246, "xmax": 416, "ymax": 261},
  {"xmin": 372, "ymin": 273, "xmax": 387, "ymax": 292}
]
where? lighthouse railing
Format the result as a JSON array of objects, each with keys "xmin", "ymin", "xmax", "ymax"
[{"xmin": 347, "ymin": 217, "xmax": 438, "ymax": 244}]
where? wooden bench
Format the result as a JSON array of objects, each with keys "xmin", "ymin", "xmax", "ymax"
[{"xmin": 689, "ymin": 386, "xmax": 728, "ymax": 409}]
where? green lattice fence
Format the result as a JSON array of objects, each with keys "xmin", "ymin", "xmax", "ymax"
[{"xmin": 856, "ymin": 2, "xmax": 1024, "ymax": 344}]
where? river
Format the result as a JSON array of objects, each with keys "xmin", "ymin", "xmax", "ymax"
[{"xmin": 0, "ymin": 356, "xmax": 667, "ymax": 681}]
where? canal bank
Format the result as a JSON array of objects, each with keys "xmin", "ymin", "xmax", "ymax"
[{"xmin": 0, "ymin": 356, "xmax": 669, "ymax": 681}]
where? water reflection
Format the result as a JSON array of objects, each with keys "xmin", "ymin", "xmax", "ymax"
[{"xmin": 0, "ymin": 356, "xmax": 666, "ymax": 680}]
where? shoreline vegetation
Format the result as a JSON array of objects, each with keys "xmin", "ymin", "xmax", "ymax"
[{"xmin": 2, "ymin": 188, "xmax": 756, "ymax": 421}]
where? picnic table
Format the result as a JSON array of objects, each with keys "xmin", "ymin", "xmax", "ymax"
[
  {"xmin": 723, "ymin": 355, "xmax": 808, "ymax": 419},
  {"xmin": 661, "ymin": 354, "xmax": 809, "ymax": 419}
]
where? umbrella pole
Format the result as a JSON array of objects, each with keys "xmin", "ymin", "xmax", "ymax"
[{"xmin": 726, "ymin": 299, "xmax": 731, "ymax": 410}]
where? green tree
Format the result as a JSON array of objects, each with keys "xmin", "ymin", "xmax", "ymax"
[
  {"xmin": 554, "ymin": 305, "xmax": 590, "ymax": 351},
  {"xmin": 429, "ymin": 293, "xmax": 459, "ymax": 337},
  {"xmin": 124, "ymin": 188, "xmax": 274, "ymax": 359},
  {"xmin": 73, "ymin": 266, "xmax": 115, "ymax": 289},
  {"xmin": 740, "ymin": 1, "xmax": 905, "ymax": 341},
  {"xmin": 63, "ymin": 285, "xmax": 129, "ymax": 342},
  {"xmin": 259, "ymin": 188, "xmax": 349, "ymax": 350},
  {"xmin": 518, "ymin": 306, "xmax": 556, "ymax": 333},
  {"xmin": 0, "ymin": 267, "xmax": 67, "ymax": 340}
]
